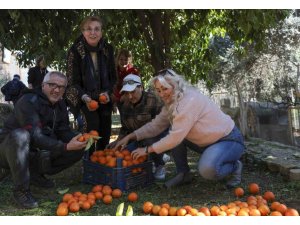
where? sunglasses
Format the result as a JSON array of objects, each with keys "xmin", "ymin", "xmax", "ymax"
[
  {"xmin": 123, "ymin": 80, "xmax": 141, "ymax": 86},
  {"xmin": 153, "ymin": 68, "xmax": 176, "ymax": 77}
]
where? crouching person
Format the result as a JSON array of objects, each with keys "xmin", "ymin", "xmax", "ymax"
[{"xmin": 0, "ymin": 71, "xmax": 87, "ymax": 209}]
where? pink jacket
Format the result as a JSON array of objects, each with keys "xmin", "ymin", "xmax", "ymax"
[{"xmin": 134, "ymin": 88, "xmax": 234, "ymax": 153}]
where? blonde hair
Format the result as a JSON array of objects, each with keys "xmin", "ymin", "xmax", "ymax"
[{"xmin": 150, "ymin": 69, "xmax": 193, "ymax": 120}]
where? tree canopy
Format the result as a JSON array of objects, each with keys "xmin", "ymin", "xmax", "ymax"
[{"xmin": 0, "ymin": 9, "xmax": 291, "ymax": 84}]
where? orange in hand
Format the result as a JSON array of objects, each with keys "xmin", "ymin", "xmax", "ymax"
[
  {"xmin": 99, "ymin": 94, "xmax": 108, "ymax": 103},
  {"xmin": 88, "ymin": 100, "xmax": 98, "ymax": 110}
]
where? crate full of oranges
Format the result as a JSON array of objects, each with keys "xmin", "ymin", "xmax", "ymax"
[{"xmin": 82, "ymin": 148, "xmax": 154, "ymax": 191}]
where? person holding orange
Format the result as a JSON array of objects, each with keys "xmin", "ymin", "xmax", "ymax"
[
  {"xmin": 65, "ymin": 16, "xmax": 117, "ymax": 151},
  {"xmin": 108, "ymin": 74, "xmax": 168, "ymax": 180},
  {"xmin": 0, "ymin": 71, "xmax": 87, "ymax": 209},
  {"xmin": 115, "ymin": 69, "xmax": 245, "ymax": 189}
]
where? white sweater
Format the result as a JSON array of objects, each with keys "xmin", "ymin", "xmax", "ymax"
[{"xmin": 134, "ymin": 88, "xmax": 234, "ymax": 154}]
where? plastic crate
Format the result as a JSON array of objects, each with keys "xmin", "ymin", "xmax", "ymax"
[{"xmin": 82, "ymin": 153, "xmax": 154, "ymax": 191}]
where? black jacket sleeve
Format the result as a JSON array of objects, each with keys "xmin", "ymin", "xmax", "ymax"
[{"xmin": 15, "ymin": 96, "xmax": 66, "ymax": 155}]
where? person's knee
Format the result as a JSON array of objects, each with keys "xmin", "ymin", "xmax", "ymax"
[
  {"xmin": 198, "ymin": 164, "xmax": 216, "ymax": 180},
  {"xmin": 11, "ymin": 129, "xmax": 30, "ymax": 147}
]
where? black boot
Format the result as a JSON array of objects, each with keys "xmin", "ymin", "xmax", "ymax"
[
  {"xmin": 13, "ymin": 188, "xmax": 38, "ymax": 209},
  {"xmin": 164, "ymin": 172, "xmax": 193, "ymax": 189}
]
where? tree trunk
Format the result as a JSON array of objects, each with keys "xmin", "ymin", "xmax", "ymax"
[
  {"xmin": 135, "ymin": 10, "xmax": 171, "ymax": 72},
  {"xmin": 235, "ymin": 80, "xmax": 249, "ymax": 138}
]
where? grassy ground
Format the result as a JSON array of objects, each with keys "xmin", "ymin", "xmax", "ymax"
[{"xmin": 0, "ymin": 114, "xmax": 299, "ymax": 216}]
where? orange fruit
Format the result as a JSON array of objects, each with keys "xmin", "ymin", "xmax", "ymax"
[
  {"xmin": 176, "ymin": 208, "xmax": 187, "ymax": 216},
  {"xmin": 77, "ymin": 135, "xmax": 85, "ymax": 142},
  {"xmin": 234, "ymin": 187, "xmax": 244, "ymax": 198},
  {"xmin": 94, "ymin": 191, "xmax": 103, "ymax": 200},
  {"xmin": 258, "ymin": 204, "xmax": 270, "ymax": 216},
  {"xmin": 284, "ymin": 208, "xmax": 299, "ymax": 216},
  {"xmin": 183, "ymin": 205, "xmax": 192, "ymax": 213},
  {"xmin": 210, "ymin": 206, "xmax": 220, "ymax": 216},
  {"xmin": 237, "ymin": 209, "xmax": 249, "ymax": 216},
  {"xmin": 87, "ymin": 192, "xmax": 96, "ymax": 200},
  {"xmin": 56, "ymin": 206, "xmax": 68, "ymax": 216},
  {"xmin": 142, "ymin": 201, "xmax": 153, "ymax": 214},
  {"xmin": 58, "ymin": 202, "xmax": 68, "ymax": 208},
  {"xmin": 161, "ymin": 203, "xmax": 170, "ymax": 210},
  {"xmin": 152, "ymin": 205, "xmax": 161, "ymax": 215},
  {"xmin": 73, "ymin": 191, "xmax": 82, "ymax": 197},
  {"xmin": 263, "ymin": 191, "xmax": 275, "ymax": 202},
  {"xmin": 102, "ymin": 195, "xmax": 113, "ymax": 204},
  {"xmin": 189, "ymin": 208, "xmax": 199, "ymax": 216},
  {"xmin": 158, "ymin": 207, "xmax": 169, "ymax": 216},
  {"xmin": 62, "ymin": 193, "xmax": 73, "ymax": 202},
  {"xmin": 81, "ymin": 201, "xmax": 91, "ymax": 210},
  {"xmin": 92, "ymin": 184, "xmax": 103, "ymax": 193},
  {"xmin": 69, "ymin": 202, "xmax": 80, "ymax": 213},
  {"xmin": 248, "ymin": 183, "xmax": 260, "ymax": 194},
  {"xmin": 270, "ymin": 211, "xmax": 282, "ymax": 216},
  {"xmin": 89, "ymin": 130, "xmax": 99, "ymax": 136},
  {"xmin": 112, "ymin": 189, "xmax": 122, "ymax": 198},
  {"xmin": 102, "ymin": 185, "xmax": 112, "ymax": 195},
  {"xmin": 275, "ymin": 204, "xmax": 287, "ymax": 214},
  {"xmin": 88, "ymin": 198, "xmax": 96, "ymax": 206},
  {"xmin": 249, "ymin": 208, "xmax": 261, "ymax": 216},
  {"xmin": 168, "ymin": 207, "xmax": 178, "ymax": 216},
  {"xmin": 127, "ymin": 192, "xmax": 138, "ymax": 202},
  {"xmin": 270, "ymin": 201, "xmax": 281, "ymax": 211},
  {"xmin": 99, "ymin": 94, "xmax": 108, "ymax": 103},
  {"xmin": 88, "ymin": 100, "xmax": 98, "ymax": 110},
  {"xmin": 199, "ymin": 207, "xmax": 211, "ymax": 216}
]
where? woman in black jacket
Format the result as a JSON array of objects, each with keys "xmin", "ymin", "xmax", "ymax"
[
  {"xmin": 27, "ymin": 55, "xmax": 48, "ymax": 89},
  {"xmin": 65, "ymin": 16, "xmax": 117, "ymax": 151}
]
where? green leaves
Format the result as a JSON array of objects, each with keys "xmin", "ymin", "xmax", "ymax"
[
  {"xmin": 56, "ymin": 187, "xmax": 70, "ymax": 195},
  {"xmin": 84, "ymin": 136, "xmax": 101, "ymax": 151}
]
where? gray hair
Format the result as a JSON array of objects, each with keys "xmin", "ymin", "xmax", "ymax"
[{"xmin": 43, "ymin": 71, "xmax": 67, "ymax": 85}]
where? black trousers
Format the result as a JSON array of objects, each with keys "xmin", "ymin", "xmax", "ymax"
[
  {"xmin": 0, "ymin": 129, "xmax": 84, "ymax": 190},
  {"xmin": 81, "ymin": 103, "xmax": 112, "ymax": 151}
]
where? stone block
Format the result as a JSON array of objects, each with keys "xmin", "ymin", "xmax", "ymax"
[{"xmin": 289, "ymin": 168, "xmax": 300, "ymax": 181}]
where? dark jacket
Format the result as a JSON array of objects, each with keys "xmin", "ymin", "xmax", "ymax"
[
  {"xmin": 1, "ymin": 78, "xmax": 27, "ymax": 104},
  {"xmin": 27, "ymin": 66, "xmax": 48, "ymax": 89},
  {"xmin": 65, "ymin": 35, "xmax": 117, "ymax": 117},
  {"xmin": 1, "ymin": 89, "xmax": 74, "ymax": 157}
]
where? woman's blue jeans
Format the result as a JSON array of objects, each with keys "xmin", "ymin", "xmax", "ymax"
[{"xmin": 171, "ymin": 126, "xmax": 245, "ymax": 180}]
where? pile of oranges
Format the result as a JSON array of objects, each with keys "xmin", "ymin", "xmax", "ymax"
[
  {"xmin": 141, "ymin": 182, "xmax": 299, "ymax": 216},
  {"xmin": 89, "ymin": 148, "xmax": 147, "ymax": 173},
  {"xmin": 56, "ymin": 184, "xmax": 123, "ymax": 216},
  {"xmin": 56, "ymin": 184, "xmax": 139, "ymax": 216}
]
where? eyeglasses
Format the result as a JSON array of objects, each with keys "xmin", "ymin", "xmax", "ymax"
[
  {"xmin": 153, "ymin": 68, "xmax": 176, "ymax": 77},
  {"xmin": 45, "ymin": 82, "xmax": 66, "ymax": 91},
  {"xmin": 123, "ymin": 80, "xmax": 141, "ymax": 86},
  {"xmin": 83, "ymin": 27, "xmax": 102, "ymax": 33}
]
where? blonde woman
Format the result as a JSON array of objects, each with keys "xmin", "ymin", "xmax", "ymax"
[{"xmin": 115, "ymin": 69, "xmax": 245, "ymax": 189}]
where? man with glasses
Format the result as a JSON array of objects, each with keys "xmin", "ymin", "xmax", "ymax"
[
  {"xmin": 0, "ymin": 71, "xmax": 87, "ymax": 209},
  {"xmin": 108, "ymin": 74, "xmax": 169, "ymax": 180}
]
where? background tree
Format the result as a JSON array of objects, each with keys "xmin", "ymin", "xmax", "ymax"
[
  {"xmin": 0, "ymin": 9, "xmax": 290, "ymax": 84},
  {"xmin": 208, "ymin": 11, "xmax": 300, "ymax": 137}
]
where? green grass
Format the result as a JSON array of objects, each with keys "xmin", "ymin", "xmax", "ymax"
[
  {"xmin": 1, "ymin": 114, "xmax": 299, "ymax": 216},
  {"xmin": 1, "ymin": 150, "xmax": 299, "ymax": 216}
]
